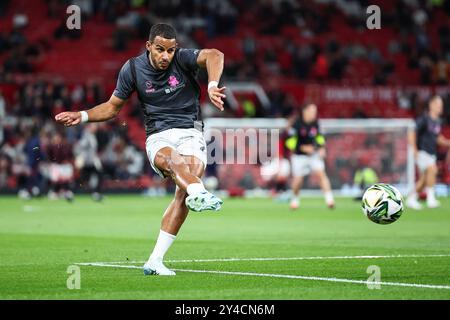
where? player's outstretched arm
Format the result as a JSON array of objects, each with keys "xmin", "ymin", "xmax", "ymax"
[
  {"xmin": 407, "ymin": 130, "xmax": 418, "ymax": 157},
  {"xmin": 55, "ymin": 95, "xmax": 127, "ymax": 127},
  {"xmin": 197, "ymin": 49, "xmax": 226, "ymax": 111}
]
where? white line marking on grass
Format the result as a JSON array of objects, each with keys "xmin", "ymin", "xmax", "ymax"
[
  {"xmin": 76, "ymin": 253, "xmax": 450, "ymax": 265},
  {"xmin": 167, "ymin": 253, "xmax": 450, "ymax": 263},
  {"xmin": 171, "ymin": 269, "xmax": 450, "ymax": 290},
  {"xmin": 76, "ymin": 262, "xmax": 142, "ymax": 269},
  {"xmin": 75, "ymin": 262, "xmax": 450, "ymax": 290}
]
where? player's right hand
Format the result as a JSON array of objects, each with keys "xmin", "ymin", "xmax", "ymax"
[
  {"xmin": 55, "ymin": 111, "xmax": 81, "ymax": 127},
  {"xmin": 208, "ymin": 86, "xmax": 226, "ymax": 111}
]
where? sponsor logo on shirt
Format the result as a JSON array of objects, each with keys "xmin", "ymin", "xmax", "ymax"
[
  {"xmin": 168, "ymin": 75, "xmax": 179, "ymax": 87},
  {"xmin": 145, "ymin": 80, "xmax": 155, "ymax": 93},
  {"xmin": 164, "ymin": 75, "xmax": 184, "ymax": 94},
  {"xmin": 428, "ymin": 123, "xmax": 441, "ymax": 135}
]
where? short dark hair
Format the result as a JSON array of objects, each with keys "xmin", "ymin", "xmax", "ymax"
[
  {"xmin": 429, "ymin": 95, "xmax": 442, "ymax": 104},
  {"xmin": 302, "ymin": 102, "xmax": 316, "ymax": 111},
  {"xmin": 149, "ymin": 23, "xmax": 177, "ymax": 41}
]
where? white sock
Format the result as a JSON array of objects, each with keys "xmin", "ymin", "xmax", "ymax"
[
  {"xmin": 425, "ymin": 187, "xmax": 436, "ymax": 201},
  {"xmin": 186, "ymin": 182, "xmax": 206, "ymax": 196},
  {"xmin": 408, "ymin": 191, "xmax": 418, "ymax": 200},
  {"xmin": 325, "ymin": 191, "xmax": 334, "ymax": 204},
  {"xmin": 148, "ymin": 230, "xmax": 176, "ymax": 263}
]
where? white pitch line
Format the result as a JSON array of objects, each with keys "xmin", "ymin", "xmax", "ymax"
[
  {"xmin": 74, "ymin": 253, "xmax": 450, "ymax": 265},
  {"xmin": 75, "ymin": 262, "xmax": 450, "ymax": 290},
  {"xmin": 167, "ymin": 253, "xmax": 450, "ymax": 263},
  {"xmin": 76, "ymin": 262, "xmax": 142, "ymax": 269},
  {"xmin": 171, "ymin": 268, "xmax": 450, "ymax": 290}
]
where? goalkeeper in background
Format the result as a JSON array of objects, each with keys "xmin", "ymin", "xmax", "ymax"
[{"xmin": 285, "ymin": 103, "xmax": 335, "ymax": 210}]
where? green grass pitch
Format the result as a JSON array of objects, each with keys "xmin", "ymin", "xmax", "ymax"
[{"xmin": 0, "ymin": 195, "xmax": 449, "ymax": 300}]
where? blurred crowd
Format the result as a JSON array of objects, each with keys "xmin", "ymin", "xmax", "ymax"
[
  {"xmin": 1, "ymin": 0, "xmax": 450, "ymax": 195},
  {"xmin": 1, "ymin": 0, "xmax": 449, "ymax": 84},
  {"xmin": 0, "ymin": 80, "xmax": 147, "ymax": 197}
]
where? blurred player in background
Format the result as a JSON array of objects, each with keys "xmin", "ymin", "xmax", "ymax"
[
  {"xmin": 353, "ymin": 165, "xmax": 379, "ymax": 201},
  {"xmin": 74, "ymin": 123, "xmax": 103, "ymax": 202},
  {"xmin": 285, "ymin": 103, "xmax": 335, "ymax": 210},
  {"xmin": 55, "ymin": 23, "xmax": 225, "ymax": 276},
  {"xmin": 45, "ymin": 132, "xmax": 75, "ymax": 201},
  {"xmin": 407, "ymin": 95, "xmax": 450, "ymax": 209}
]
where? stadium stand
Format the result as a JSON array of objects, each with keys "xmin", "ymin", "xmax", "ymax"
[{"xmin": 0, "ymin": 0, "xmax": 449, "ymax": 195}]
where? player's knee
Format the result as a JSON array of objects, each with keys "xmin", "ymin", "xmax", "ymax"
[
  {"xmin": 155, "ymin": 153, "xmax": 189, "ymax": 175},
  {"xmin": 291, "ymin": 176, "xmax": 303, "ymax": 185},
  {"xmin": 154, "ymin": 153, "xmax": 170, "ymax": 171},
  {"xmin": 427, "ymin": 165, "xmax": 438, "ymax": 175},
  {"xmin": 315, "ymin": 170, "xmax": 326, "ymax": 179}
]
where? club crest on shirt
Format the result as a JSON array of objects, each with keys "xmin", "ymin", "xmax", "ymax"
[{"xmin": 300, "ymin": 128, "xmax": 307, "ymax": 136}]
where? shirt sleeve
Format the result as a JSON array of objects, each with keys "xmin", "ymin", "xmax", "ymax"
[
  {"xmin": 177, "ymin": 48, "xmax": 200, "ymax": 72},
  {"xmin": 315, "ymin": 122, "xmax": 326, "ymax": 146},
  {"xmin": 112, "ymin": 60, "xmax": 135, "ymax": 100}
]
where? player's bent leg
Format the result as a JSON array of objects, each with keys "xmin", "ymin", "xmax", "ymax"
[
  {"xmin": 290, "ymin": 176, "xmax": 303, "ymax": 210},
  {"xmin": 160, "ymin": 152, "xmax": 209, "ymax": 232},
  {"xmin": 407, "ymin": 171, "xmax": 425, "ymax": 210},
  {"xmin": 159, "ymin": 156, "xmax": 205, "ymax": 234},
  {"xmin": 415, "ymin": 173, "xmax": 426, "ymax": 194},
  {"xmin": 154, "ymin": 148, "xmax": 222, "ymax": 212},
  {"xmin": 314, "ymin": 169, "xmax": 335, "ymax": 209},
  {"xmin": 154, "ymin": 147, "xmax": 201, "ymax": 191},
  {"xmin": 161, "ymin": 187, "xmax": 189, "ymax": 235},
  {"xmin": 425, "ymin": 165, "xmax": 440, "ymax": 208},
  {"xmin": 183, "ymin": 155, "xmax": 223, "ymax": 212}
]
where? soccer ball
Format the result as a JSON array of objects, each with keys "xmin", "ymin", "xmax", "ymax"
[{"xmin": 361, "ymin": 184, "xmax": 404, "ymax": 224}]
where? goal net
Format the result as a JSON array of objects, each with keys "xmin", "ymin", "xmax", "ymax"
[{"xmin": 203, "ymin": 118, "xmax": 415, "ymax": 196}]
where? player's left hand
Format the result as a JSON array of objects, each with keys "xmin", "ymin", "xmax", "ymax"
[{"xmin": 208, "ymin": 86, "xmax": 226, "ymax": 111}]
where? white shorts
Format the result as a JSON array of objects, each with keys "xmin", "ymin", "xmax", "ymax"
[
  {"xmin": 145, "ymin": 128, "xmax": 207, "ymax": 178},
  {"xmin": 48, "ymin": 163, "xmax": 74, "ymax": 183},
  {"xmin": 291, "ymin": 153, "xmax": 325, "ymax": 177},
  {"xmin": 416, "ymin": 150, "xmax": 436, "ymax": 172},
  {"xmin": 260, "ymin": 158, "xmax": 291, "ymax": 181}
]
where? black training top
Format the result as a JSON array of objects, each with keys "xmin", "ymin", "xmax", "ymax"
[
  {"xmin": 416, "ymin": 113, "xmax": 442, "ymax": 155},
  {"xmin": 113, "ymin": 48, "xmax": 203, "ymax": 136},
  {"xmin": 290, "ymin": 118, "xmax": 324, "ymax": 155}
]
